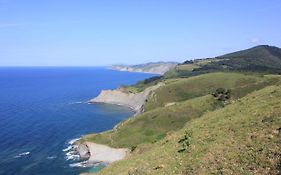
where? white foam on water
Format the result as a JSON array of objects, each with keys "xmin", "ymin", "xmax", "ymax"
[
  {"xmin": 69, "ymin": 160, "xmax": 88, "ymax": 168},
  {"xmin": 68, "ymin": 137, "xmax": 80, "ymax": 145},
  {"xmin": 64, "ymin": 137, "xmax": 81, "ymax": 161},
  {"xmin": 47, "ymin": 156, "xmax": 57, "ymax": 160},
  {"xmin": 65, "ymin": 151, "xmax": 80, "ymax": 161},
  {"xmin": 68, "ymin": 101, "xmax": 84, "ymax": 105},
  {"xmin": 63, "ymin": 145, "xmax": 72, "ymax": 152},
  {"xmin": 14, "ymin": 152, "xmax": 30, "ymax": 158}
]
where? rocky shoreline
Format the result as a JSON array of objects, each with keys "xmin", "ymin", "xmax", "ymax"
[{"xmin": 74, "ymin": 83, "xmax": 163, "ymax": 168}]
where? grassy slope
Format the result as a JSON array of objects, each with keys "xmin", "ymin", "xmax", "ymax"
[
  {"xmin": 80, "ymin": 95, "xmax": 217, "ymax": 148},
  {"xmin": 95, "ymin": 85, "xmax": 281, "ymax": 175},
  {"xmin": 164, "ymin": 45, "xmax": 281, "ymax": 79},
  {"xmin": 144, "ymin": 72, "xmax": 278, "ymax": 111},
  {"xmin": 163, "ymin": 59, "xmax": 221, "ymax": 78},
  {"xmin": 80, "ymin": 73, "xmax": 279, "ymax": 149}
]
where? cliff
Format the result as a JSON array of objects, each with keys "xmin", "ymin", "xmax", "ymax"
[{"xmin": 89, "ymin": 83, "xmax": 163, "ymax": 114}]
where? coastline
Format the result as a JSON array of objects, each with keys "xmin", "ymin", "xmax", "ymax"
[
  {"xmin": 74, "ymin": 82, "xmax": 163, "ymax": 171},
  {"xmin": 109, "ymin": 63, "xmax": 177, "ymax": 75}
]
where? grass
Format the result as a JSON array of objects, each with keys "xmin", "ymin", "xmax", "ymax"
[
  {"xmin": 121, "ymin": 76, "xmax": 162, "ymax": 93},
  {"xmin": 163, "ymin": 58, "xmax": 222, "ymax": 79},
  {"xmin": 94, "ymin": 84, "xmax": 281, "ymax": 175},
  {"xmin": 81, "ymin": 72, "xmax": 280, "ymax": 149},
  {"xmin": 80, "ymin": 95, "xmax": 218, "ymax": 148},
  {"xmin": 144, "ymin": 72, "xmax": 279, "ymax": 111}
]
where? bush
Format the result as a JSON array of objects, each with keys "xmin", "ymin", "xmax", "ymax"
[
  {"xmin": 178, "ymin": 131, "xmax": 192, "ymax": 153},
  {"xmin": 212, "ymin": 88, "xmax": 231, "ymax": 101}
]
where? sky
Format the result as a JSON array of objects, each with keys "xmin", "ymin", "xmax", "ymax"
[{"xmin": 0, "ymin": 0, "xmax": 281, "ymax": 66}]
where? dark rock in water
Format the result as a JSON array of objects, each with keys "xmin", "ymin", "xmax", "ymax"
[{"xmin": 77, "ymin": 143, "xmax": 90, "ymax": 160}]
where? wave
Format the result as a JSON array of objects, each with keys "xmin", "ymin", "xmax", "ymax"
[
  {"xmin": 47, "ymin": 156, "xmax": 57, "ymax": 160},
  {"xmin": 64, "ymin": 137, "xmax": 81, "ymax": 161},
  {"xmin": 65, "ymin": 151, "xmax": 80, "ymax": 161},
  {"xmin": 69, "ymin": 161, "xmax": 105, "ymax": 168},
  {"xmin": 69, "ymin": 160, "xmax": 88, "ymax": 168},
  {"xmin": 68, "ymin": 101, "xmax": 84, "ymax": 105},
  {"xmin": 14, "ymin": 152, "xmax": 30, "ymax": 158},
  {"xmin": 68, "ymin": 137, "xmax": 80, "ymax": 145},
  {"xmin": 62, "ymin": 145, "xmax": 72, "ymax": 152}
]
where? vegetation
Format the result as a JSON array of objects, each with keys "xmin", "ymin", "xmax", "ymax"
[
  {"xmin": 121, "ymin": 76, "xmax": 162, "ymax": 93},
  {"xmin": 144, "ymin": 72, "xmax": 279, "ymax": 111},
  {"xmin": 166, "ymin": 45, "xmax": 281, "ymax": 79},
  {"xmin": 120, "ymin": 45, "xmax": 281, "ymax": 94},
  {"xmin": 95, "ymin": 85, "xmax": 281, "ymax": 175},
  {"xmin": 81, "ymin": 72, "xmax": 280, "ymax": 148},
  {"xmin": 82, "ymin": 45, "xmax": 281, "ymax": 175},
  {"xmin": 212, "ymin": 88, "xmax": 231, "ymax": 101},
  {"xmin": 80, "ymin": 95, "xmax": 218, "ymax": 148},
  {"xmin": 177, "ymin": 130, "xmax": 192, "ymax": 153}
]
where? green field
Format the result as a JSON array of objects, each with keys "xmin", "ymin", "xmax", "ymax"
[
  {"xmin": 80, "ymin": 95, "xmax": 217, "ymax": 148},
  {"xmin": 95, "ymin": 84, "xmax": 281, "ymax": 175},
  {"xmin": 80, "ymin": 72, "xmax": 280, "ymax": 150},
  {"xmin": 144, "ymin": 72, "xmax": 279, "ymax": 111}
]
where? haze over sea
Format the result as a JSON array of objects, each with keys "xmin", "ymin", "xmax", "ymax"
[{"xmin": 0, "ymin": 67, "xmax": 154, "ymax": 175}]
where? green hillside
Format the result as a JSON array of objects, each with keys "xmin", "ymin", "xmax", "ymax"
[
  {"xmin": 164, "ymin": 45, "xmax": 281, "ymax": 79},
  {"xmin": 144, "ymin": 72, "xmax": 279, "ymax": 111},
  {"xmin": 80, "ymin": 72, "xmax": 280, "ymax": 149},
  {"xmin": 203, "ymin": 45, "xmax": 281, "ymax": 72},
  {"xmin": 95, "ymin": 84, "xmax": 281, "ymax": 175},
  {"xmin": 122, "ymin": 45, "xmax": 281, "ymax": 93},
  {"xmin": 80, "ymin": 95, "xmax": 217, "ymax": 148},
  {"xmin": 81, "ymin": 45, "xmax": 281, "ymax": 175}
]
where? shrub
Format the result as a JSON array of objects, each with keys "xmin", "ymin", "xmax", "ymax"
[
  {"xmin": 178, "ymin": 131, "xmax": 192, "ymax": 153},
  {"xmin": 212, "ymin": 88, "xmax": 231, "ymax": 101}
]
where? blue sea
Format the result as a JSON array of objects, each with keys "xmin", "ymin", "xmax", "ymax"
[{"xmin": 0, "ymin": 67, "xmax": 154, "ymax": 175}]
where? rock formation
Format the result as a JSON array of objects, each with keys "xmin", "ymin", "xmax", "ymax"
[{"xmin": 89, "ymin": 83, "xmax": 162, "ymax": 114}]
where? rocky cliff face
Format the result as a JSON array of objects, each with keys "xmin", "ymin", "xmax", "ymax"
[
  {"xmin": 89, "ymin": 84, "xmax": 162, "ymax": 114},
  {"xmin": 77, "ymin": 143, "xmax": 90, "ymax": 160}
]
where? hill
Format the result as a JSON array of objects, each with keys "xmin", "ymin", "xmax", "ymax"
[
  {"xmin": 79, "ymin": 45, "xmax": 281, "ymax": 175},
  {"xmin": 94, "ymin": 84, "xmax": 281, "ymax": 175},
  {"xmin": 80, "ymin": 72, "xmax": 280, "ymax": 151},
  {"xmin": 110, "ymin": 62, "xmax": 177, "ymax": 75},
  {"xmin": 164, "ymin": 45, "xmax": 281, "ymax": 78}
]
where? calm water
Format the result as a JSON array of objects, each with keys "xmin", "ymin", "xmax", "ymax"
[{"xmin": 0, "ymin": 67, "xmax": 154, "ymax": 175}]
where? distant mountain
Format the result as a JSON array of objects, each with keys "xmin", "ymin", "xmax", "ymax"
[
  {"xmin": 110, "ymin": 62, "xmax": 178, "ymax": 75},
  {"xmin": 194, "ymin": 45, "xmax": 281, "ymax": 73}
]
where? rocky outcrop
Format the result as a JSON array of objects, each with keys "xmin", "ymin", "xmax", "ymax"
[
  {"xmin": 77, "ymin": 143, "xmax": 90, "ymax": 160},
  {"xmin": 89, "ymin": 83, "xmax": 162, "ymax": 114}
]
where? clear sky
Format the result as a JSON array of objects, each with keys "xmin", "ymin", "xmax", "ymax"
[{"xmin": 0, "ymin": 0, "xmax": 281, "ymax": 66}]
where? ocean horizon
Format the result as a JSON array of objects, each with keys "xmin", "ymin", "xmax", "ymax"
[{"xmin": 0, "ymin": 67, "xmax": 155, "ymax": 175}]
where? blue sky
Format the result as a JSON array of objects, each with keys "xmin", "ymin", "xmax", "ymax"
[{"xmin": 0, "ymin": 0, "xmax": 281, "ymax": 66}]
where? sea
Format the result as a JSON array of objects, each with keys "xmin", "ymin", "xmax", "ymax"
[{"xmin": 0, "ymin": 67, "xmax": 155, "ymax": 175}]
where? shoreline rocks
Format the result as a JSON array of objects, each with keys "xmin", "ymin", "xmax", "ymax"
[{"xmin": 77, "ymin": 143, "xmax": 90, "ymax": 160}]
